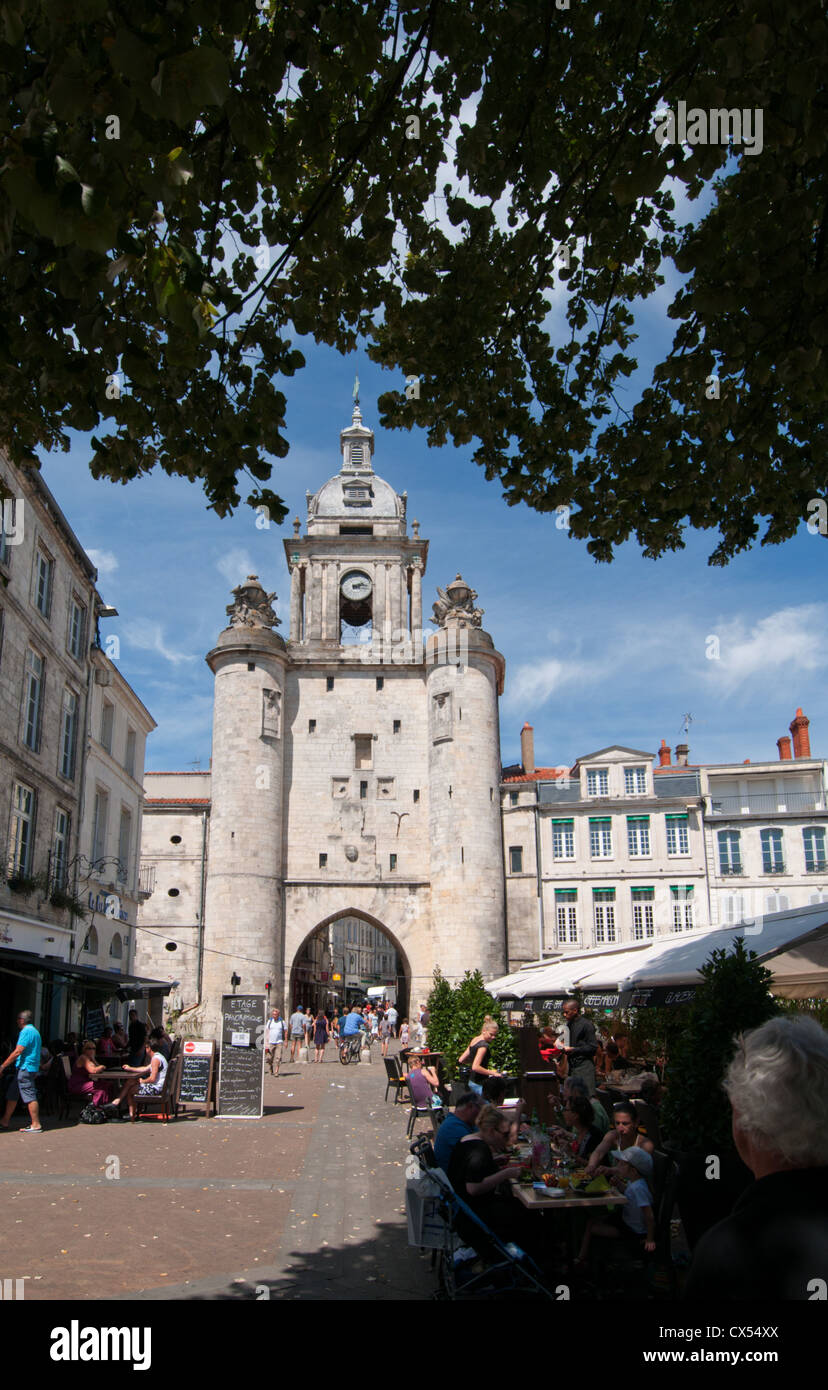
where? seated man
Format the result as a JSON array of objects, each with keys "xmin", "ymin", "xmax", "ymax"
[
  {"xmin": 560, "ymin": 1075, "xmax": 610, "ymax": 1135},
  {"xmin": 433, "ymin": 1092, "xmax": 483, "ymax": 1171},
  {"xmin": 685, "ymin": 1015, "xmax": 828, "ymax": 1300}
]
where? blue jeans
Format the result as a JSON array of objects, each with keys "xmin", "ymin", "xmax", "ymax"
[{"xmin": 468, "ymin": 1080, "xmax": 483, "ymax": 1097}]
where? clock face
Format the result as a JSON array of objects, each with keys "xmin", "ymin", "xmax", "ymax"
[{"xmin": 341, "ymin": 571, "xmax": 372, "ymax": 602}]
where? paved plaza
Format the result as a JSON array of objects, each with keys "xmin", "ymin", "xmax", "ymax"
[{"xmin": 1, "ymin": 1045, "xmax": 435, "ymax": 1302}]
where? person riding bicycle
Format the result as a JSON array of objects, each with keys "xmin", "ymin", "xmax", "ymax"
[{"xmin": 340, "ymin": 1006, "xmax": 367, "ymax": 1059}]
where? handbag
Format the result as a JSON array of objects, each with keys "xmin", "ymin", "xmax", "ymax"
[{"xmin": 79, "ymin": 1103, "xmax": 108, "ymax": 1124}]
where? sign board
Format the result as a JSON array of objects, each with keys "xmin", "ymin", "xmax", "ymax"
[
  {"xmin": 176, "ymin": 1039, "xmax": 216, "ymax": 1115},
  {"xmin": 218, "ymin": 994, "xmax": 266, "ymax": 1118},
  {"xmin": 619, "ymin": 985, "xmax": 698, "ymax": 1008},
  {"xmin": 85, "ymin": 1006, "xmax": 106, "ymax": 1039}
]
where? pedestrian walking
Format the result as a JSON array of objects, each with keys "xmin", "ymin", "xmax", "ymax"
[
  {"xmin": 561, "ymin": 998, "xmax": 598, "ymax": 1095},
  {"xmin": 288, "ymin": 1005, "xmax": 306, "ymax": 1062},
  {"xmin": 379, "ymin": 1012, "xmax": 392, "ymax": 1058},
  {"xmin": 0, "ymin": 1010, "xmax": 44, "ymax": 1132},
  {"xmin": 385, "ymin": 1002, "xmax": 399, "ymax": 1038},
  {"xmin": 313, "ymin": 1009, "xmax": 329, "ymax": 1063},
  {"xmin": 265, "ymin": 1008, "xmax": 287, "ymax": 1075}
]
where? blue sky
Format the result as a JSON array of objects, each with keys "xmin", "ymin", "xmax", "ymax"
[{"xmin": 42, "ymin": 323, "xmax": 827, "ymax": 777}]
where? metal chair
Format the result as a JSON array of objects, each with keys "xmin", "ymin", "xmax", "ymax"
[
  {"xmin": 383, "ymin": 1055, "xmax": 406, "ymax": 1104},
  {"xmin": 405, "ymin": 1079, "xmax": 443, "ymax": 1139},
  {"xmin": 134, "ymin": 1055, "xmax": 180, "ymax": 1122}
]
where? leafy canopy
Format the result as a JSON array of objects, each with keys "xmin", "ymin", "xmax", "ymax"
[{"xmin": 2, "ymin": 1, "xmax": 826, "ymax": 560}]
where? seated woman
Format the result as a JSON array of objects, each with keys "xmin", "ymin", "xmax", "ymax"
[
  {"xmin": 459, "ymin": 1022, "xmax": 501, "ymax": 1096},
  {"xmin": 585, "ymin": 1101, "xmax": 655, "ymax": 1178},
  {"xmin": 551, "ymin": 1094, "xmax": 602, "ymax": 1160},
  {"xmin": 112, "ymin": 1022, "xmax": 128, "ymax": 1051},
  {"xmin": 404, "ymin": 1052, "xmax": 441, "ymax": 1108},
  {"xmin": 447, "ymin": 1104, "xmax": 525, "ymax": 1241},
  {"xmin": 68, "ymin": 1040, "xmax": 113, "ymax": 1107},
  {"xmin": 116, "ymin": 1038, "xmax": 168, "ymax": 1122}
]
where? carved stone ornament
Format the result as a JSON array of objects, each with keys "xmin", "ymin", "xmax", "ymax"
[
  {"xmin": 226, "ymin": 574, "xmax": 280, "ymax": 629},
  {"xmin": 345, "ymin": 845, "xmax": 359, "ymax": 862},
  {"xmin": 262, "ymin": 688, "xmax": 282, "ymax": 739},
  {"xmin": 431, "ymin": 573, "xmax": 484, "ymax": 628}
]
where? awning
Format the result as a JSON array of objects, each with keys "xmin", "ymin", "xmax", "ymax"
[
  {"xmin": 0, "ymin": 947, "xmax": 173, "ymax": 999},
  {"xmin": 616, "ymin": 905, "xmax": 828, "ymax": 1005}
]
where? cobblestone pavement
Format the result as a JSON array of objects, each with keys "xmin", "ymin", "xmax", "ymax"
[{"xmin": 0, "ymin": 1044, "xmax": 435, "ymax": 1301}]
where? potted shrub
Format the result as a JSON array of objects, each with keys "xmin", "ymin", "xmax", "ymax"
[{"xmin": 660, "ymin": 937, "xmax": 778, "ymax": 1249}]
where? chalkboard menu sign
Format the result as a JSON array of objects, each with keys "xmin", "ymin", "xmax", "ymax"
[
  {"xmin": 176, "ymin": 1040, "xmax": 216, "ymax": 1115},
  {"xmin": 218, "ymin": 994, "xmax": 266, "ymax": 1118},
  {"xmin": 85, "ymin": 1007, "xmax": 106, "ymax": 1039}
]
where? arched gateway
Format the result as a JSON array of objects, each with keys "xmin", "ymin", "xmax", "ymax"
[{"xmin": 289, "ymin": 910, "xmax": 411, "ymax": 1017}]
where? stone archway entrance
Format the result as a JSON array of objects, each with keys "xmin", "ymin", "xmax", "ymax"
[{"xmin": 289, "ymin": 911, "xmax": 410, "ymax": 1020}]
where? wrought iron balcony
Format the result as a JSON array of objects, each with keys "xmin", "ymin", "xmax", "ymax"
[
  {"xmin": 709, "ymin": 791, "xmax": 826, "ymax": 816},
  {"xmin": 138, "ymin": 862, "xmax": 156, "ymax": 899}
]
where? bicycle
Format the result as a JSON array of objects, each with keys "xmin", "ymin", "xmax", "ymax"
[{"xmin": 338, "ymin": 1031, "xmax": 374, "ymax": 1065}]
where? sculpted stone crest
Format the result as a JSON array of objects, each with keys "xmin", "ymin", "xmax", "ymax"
[
  {"xmin": 432, "ymin": 573, "xmax": 484, "ymax": 628},
  {"xmin": 226, "ymin": 575, "xmax": 279, "ymax": 629}
]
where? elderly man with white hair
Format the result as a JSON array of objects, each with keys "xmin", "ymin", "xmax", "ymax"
[{"xmin": 685, "ymin": 1014, "xmax": 828, "ymax": 1300}]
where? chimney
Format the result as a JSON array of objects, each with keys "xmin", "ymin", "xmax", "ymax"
[
  {"xmin": 790, "ymin": 708, "xmax": 811, "ymax": 759},
  {"xmin": 658, "ymin": 739, "xmax": 671, "ymax": 767},
  {"xmin": 777, "ymin": 736, "xmax": 792, "ymax": 761},
  {"xmin": 520, "ymin": 722, "xmax": 535, "ymax": 776},
  {"xmin": 675, "ymin": 743, "xmax": 689, "ymax": 766}
]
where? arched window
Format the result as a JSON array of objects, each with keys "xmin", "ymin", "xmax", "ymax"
[
  {"xmin": 82, "ymin": 925, "xmax": 98, "ymax": 954},
  {"xmin": 109, "ymin": 932, "xmax": 123, "ymax": 960}
]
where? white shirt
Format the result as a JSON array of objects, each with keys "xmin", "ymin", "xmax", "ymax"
[
  {"xmin": 386, "ymin": 1008, "xmax": 398, "ymax": 1026},
  {"xmin": 266, "ymin": 1017, "xmax": 286, "ymax": 1043}
]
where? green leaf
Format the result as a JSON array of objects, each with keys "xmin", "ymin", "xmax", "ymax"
[{"xmin": 152, "ymin": 47, "xmax": 230, "ymax": 127}]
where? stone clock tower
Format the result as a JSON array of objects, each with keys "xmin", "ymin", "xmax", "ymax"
[{"xmin": 176, "ymin": 401, "xmax": 507, "ymax": 1035}]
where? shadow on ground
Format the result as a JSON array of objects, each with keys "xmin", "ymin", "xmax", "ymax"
[{"xmin": 188, "ymin": 1222, "xmax": 436, "ymax": 1301}]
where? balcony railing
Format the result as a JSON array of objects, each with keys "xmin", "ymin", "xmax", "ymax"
[
  {"xmin": 138, "ymin": 862, "xmax": 156, "ymax": 899},
  {"xmin": 709, "ymin": 791, "xmax": 826, "ymax": 816}
]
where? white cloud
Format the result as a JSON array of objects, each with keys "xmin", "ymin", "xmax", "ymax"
[
  {"xmin": 123, "ymin": 619, "xmax": 198, "ymax": 666},
  {"xmin": 85, "ymin": 548, "xmax": 119, "ymax": 576},
  {"xmin": 704, "ymin": 605, "xmax": 828, "ymax": 691},
  {"xmin": 216, "ymin": 547, "xmax": 255, "ymax": 588},
  {"xmin": 505, "ymin": 656, "xmax": 595, "ymax": 710}
]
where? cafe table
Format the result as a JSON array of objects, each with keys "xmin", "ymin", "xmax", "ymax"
[{"xmin": 509, "ymin": 1171, "xmax": 626, "ymax": 1272}]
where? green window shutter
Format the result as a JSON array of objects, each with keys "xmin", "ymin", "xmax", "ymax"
[
  {"xmin": 665, "ymin": 813, "xmax": 689, "ymax": 820},
  {"xmin": 551, "ymin": 818, "xmax": 574, "ymax": 825},
  {"xmin": 588, "ymin": 816, "xmax": 611, "ymax": 824},
  {"xmin": 626, "ymin": 815, "xmax": 650, "ymax": 823},
  {"xmin": 631, "ymin": 887, "xmax": 654, "ymax": 897},
  {"xmin": 670, "ymin": 885, "xmax": 695, "ymax": 895},
  {"xmin": 592, "ymin": 887, "xmax": 616, "ymax": 899},
  {"xmin": 555, "ymin": 888, "xmax": 577, "ymax": 899}
]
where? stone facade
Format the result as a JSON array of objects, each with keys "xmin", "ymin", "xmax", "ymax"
[
  {"xmin": 135, "ymin": 405, "xmax": 507, "ymax": 1035},
  {"xmin": 503, "ymin": 723, "xmax": 828, "ymax": 970}
]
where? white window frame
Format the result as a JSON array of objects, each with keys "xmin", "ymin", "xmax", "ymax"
[
  {"xmin": 8, "ymin": 782, "xmax": 36, "ymax": 878},
  {"xmin": 59, "ymin": 687, "xmax": 78, "ymax": 780},
  {"xmin": 68, "ymin": 597, "xmax": 87, "ymax": 660},
  {"xmin": 627, "ymin": 817, "xmax": 651, "ymax": 857},
  {"xmin": 22, "ymin": 648, "xmax": 44, "ymax": 751},
  {"xmin": 671, "ymin": 888, "xmax": 694, "ymax": 932},
  {"xmin": 586, "ymin": 768, "xmax": 609, "ymax": 797},
  {"xmin": 91, "ymin": 788, "xmax": 109, "ymax": 866},
  {"xmin": 803, "ymin": 826, "xmax": 827, "ymax": 872},
  {"xmin": 51, "ymin": 808, "xmax": 70, "ymax": 891},
  {"xmin": 666, "ymin": 816, "xmax": 690, "ymax": 856},
  {"xmin": 624, "ymin": 766, "xmax": 647, "ymax": 795},
  {"xmin": 100, "ymin": 700, "xmax": 114, "ymax": 755},
  {"xmin": 593, "ymin": 892, "xmax": 616, "ymax": 944},
  {"xmin": 589, "ymin": 819, "xmax": 612, "ymax": 858},
  {"xmin": 631, "ymin": 892, "xmax": 654, "ymax": 940},
  {"xmin": 760, "ymin": 828, "xmax": 785, "ymax": 874},
  {"xmin": 552, "ymin": 820, "xmax": 575, "ymax": 860},
  {"xmin": 555, "ymin": 894, "xmax": 578, "ymax": 945},
  {"xmin": 717, "ymin": 829, "xmax": 742, "ymax": 875},
  {"xmin": 33, "ymin": 546, "xmax": 54, "ymax": 618}
]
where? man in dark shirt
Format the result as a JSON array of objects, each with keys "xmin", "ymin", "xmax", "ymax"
[
  {"xmin": 561, "ymin": 998, "xmax": 598, "ymax": 1095},
  {"xmin": 685, "ymin": 1015, "xmax": 828, "ymax": 1301}
]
